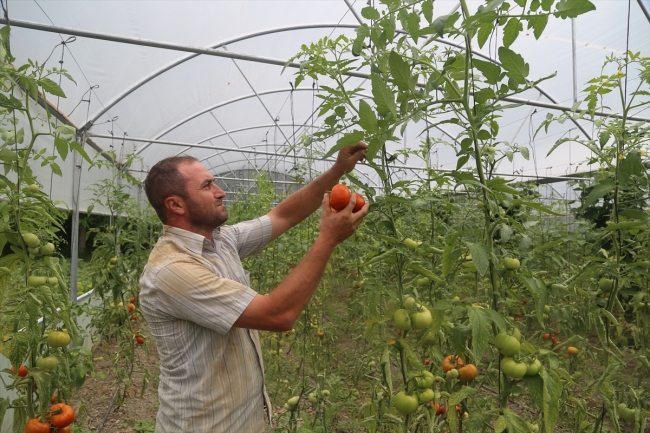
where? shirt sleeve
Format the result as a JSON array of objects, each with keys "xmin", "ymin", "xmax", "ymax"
[
  {"xmin": 224, "ymin": 215, "xmax": 273, "ymax": 259},
  {"xmin": 152, "ymin": 256, "xmax": 257, "ymax": 334}
]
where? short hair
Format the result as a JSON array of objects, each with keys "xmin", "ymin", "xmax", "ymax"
[{"xmin": 144, "ymin": 156, "xmax": 199, "ymax": 223}]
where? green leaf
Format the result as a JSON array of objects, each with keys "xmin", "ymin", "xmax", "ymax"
[
  {"xmin": 371, "ymin": 76, "xmax": 397, "ymax": 118},
  {"xmin": 502, "ymin": 18, "xmax": 522, "ymax": 48},
  {"xmin": 528, "ymin": 14, "xmax": 549, "ymax": 39},
  {"xmin": 599, "ymin": 131, "xmax": 610, "ymax": 148},
  {"xmin": 324, "ymin": 130, "xmax": 365, "ymax": 159},
  {"xmin": 464, "ymin": 242, "xmax": 490, "ymax": 276},
  {"xmin": 498, "ymin": 47, "xmax": 529, "ymax": 84},
  {"xmin": 541, "ymin": 369, "xmax": 562, "ymax": 433},
  {"xmin": 467, "ymin": 306, "xmax": 491, "ymax": 365},
  {"xmin": 433, "ymin": 14, "xmax": 453, "ymax": 37},
  {"xmin": 448, "ymin": 386, "xmax": 477, "ymax": 405},
  {"xmin": 358, "ymin": 100, "xmax": 378, "ymax": 133},
  {"xmin": 605, "ymin": 221, "xmax": 646, "ymax": 232},
  {"xmin": 495, "ymin": 416, "xmax": 507, "ymax": 433},
  {"xmin": 554, "ymin": 0, "xmax": 596, "ymax": 19},
  {"xmin": 541, "ymin": 0, "xmax": 555, "ymax": 10},
  {"xmin": 361, "ymin": 6, "xmax": 381, "ymax": 20},
  {"xmin": 406, "ymin": 12, "xmax": 421, "ymax": 43},
  {"xmin": 583, "ymin": 179, "xmax": 615, "ymax": 207},
  {"xmin": 503, "ymin": 408, "xmax": 532, "ymax": 432},
  {"xmin": 518, "ymin": 146, "xmax": 529, "ymax": 160},
  {"xmin": 54, "ymin": 136, "xmax": 69, "ymax": 161},
  {"xmin": 473, "ymin": 59, "xmax": 502, "ymax": 85},
  {"xmin": 50, "ymin": 163, "xmax": 62, "ymax": 177},
  {"xmin": 367, "ymin": 136, "xmax": 385, "ymax": 161},
  {"xmin": 70, "ymin": 141, "xmax": 92, "ymax": 165},
  {"xmin": 477, "ymin": 22, "xmax": 495, "ymax": 48},
  {"xmin": 389, "ymin": 51, "xmax": 416, "ymax": 92},
  {"xmin": 422, "ymin": 0, "xmax": 434, "ymax": 23},
  {"xmin": 486, "ymin": 309, "xmax": 508, "ymax": 333},
  {"xmin": 38, "ymin": 77, "xmax": 66, "ymax": 97},
  {"xmin": 523, "ymin": 374, "xmax": 544, "ymax": 409},
  {"xmin": 474, "ymin": 87, "xmax": 496, "ymax": 104},
  {"xmin": 409, "ymin": 263, "xmax": 442, "ymax": 282}
]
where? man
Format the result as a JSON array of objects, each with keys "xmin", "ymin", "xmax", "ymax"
[{"xmin": 139, "ymin": 143, "xmax": 368, "ymax": 432}]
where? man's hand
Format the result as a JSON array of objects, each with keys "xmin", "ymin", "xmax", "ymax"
[
  {"xmin": 334, "ymin": 142, "xmax": 368, "ymax": 175},
  {"xmin": 319, "ymin": 191, "xmax": 369, "ymax": 248}
]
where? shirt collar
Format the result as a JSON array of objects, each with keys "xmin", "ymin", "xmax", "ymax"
[{"xmin": 163, "ymin": 225, "xmax": 218, "ymax": 255}]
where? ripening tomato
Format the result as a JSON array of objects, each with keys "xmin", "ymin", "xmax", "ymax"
[
  {"xmin": 47, "ymin": 331, "xmax": 71, "ymax": 348},
  {"xmin": 442, "ymin": 355, "xmax": 465, "ymax": 373},
  {"xmin": 136, "ymin": 336, "xmax": 145, "ymax": 345},
  {"xmin": 551, "ymin": 337, "xmax": 558, "ymax": 345},
  {"xmin": 24, "ymin": 418, "xmax": 50, "ymax": 433},
  {"xmin": 458, "ymin": 364, "xmax": 478, "ymax": 382},
  {"xmin": 352, "ymin": 193, "xmax": 365, "ymax": 212},
  {"xmin": 543, "ymin": 333, "xmax": 551, "ymax": 340},
  {"xmin": 127, "ymin": 303, "xmax": 135, "ymax": 313},
  {"xmin": 49, "ymin": 403, "xmax": 75, "ymax": 428},
  {"xmin": 435, "ymin": 403, "xmax": 445, "ymax": 415},
  {"xmin": 130, "ymin": 297, "xmax": 137, "ymax": 303},
  {"xmin": 567, "ymin": 346, "xmax": 579, "ymax": 356},
  {"xmin": 329, "ymin": 184, "xmax": 351, "ymax": 211},
  {"xmin": 131, "ymin": 315, "xmax": 138, "ymax": 321}
]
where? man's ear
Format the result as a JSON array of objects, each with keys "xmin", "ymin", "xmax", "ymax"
[{"xmin": 164, "ymin": 196, "xmax": 186, "ymax": 217}]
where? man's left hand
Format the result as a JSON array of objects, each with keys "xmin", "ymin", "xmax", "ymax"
[{"xmin": 334, "ymin": 142, "xmax": 368, "ymax": 175}]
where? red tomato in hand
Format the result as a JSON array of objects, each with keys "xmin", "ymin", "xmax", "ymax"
[
  {"xmin": 329, "ymin": 184, "xmax": 351, "ymax": 211},
  {"xmin": 352, "ymin": 193, "xmax": 365, "ymax": 213}
]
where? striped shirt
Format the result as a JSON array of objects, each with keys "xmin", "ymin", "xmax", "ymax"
[{"xmin": 139, "ymin": 216, "xmax": 273, "ymax": 432}]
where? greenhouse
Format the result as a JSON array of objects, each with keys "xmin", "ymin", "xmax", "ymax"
[{"xmin": 1, "ymin": 0, "xmax": 649, "ymax": 431}]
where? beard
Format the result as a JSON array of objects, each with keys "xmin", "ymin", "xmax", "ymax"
[{"xmin": 186, "ymin": 196, "xmax": 229, "ymax": 232}]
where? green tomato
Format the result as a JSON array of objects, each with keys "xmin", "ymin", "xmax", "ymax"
[
  {"xmin": 499, "ymin": 335, "xmax": 521, "ymax": 356},
  {"xmin": 28, "ymin": 247, "xmax": 41, "ymax": 256},
  {"xmin": 503, "ymin": 258, "xmax": 520, "ymax": 270},
  {"xmin": 599, "ymin": 278, "xmax": 613, "ymax": 292},
  {"xmin": 525, "ymin": 359, "xmax": 542, "ymax": 376},
  {"xmin": 416, "ymin": 277, "xmax": 429, "ymax": 287},
  {"xmin": 485, "ymin": 146, "xmax": 496, "ymax": 153},
  {"xmin": 404, "ymin": 296, "xmax": 416, "ymax": 310},
  {"xmin": 308, "ymin": 392, "xmax": 319, "ymax": 405},
  {"xmin": 287, "ymin": 396, "xmax": 300, "ymax": 409},
  {"xmin": 393, "ymin": 309, "xmax": 411, "ymax": 331},
  {"xmin": 321, "ymin": 389, "xmax": 330, "ymax": 397},
  {"xmin": 526, "ymin": 422, "xmax": 539, "ymax": 433},
  {"xmin": 110, "ymin": 256, "xmax": 118, "ymax": 264},
  {"xmin": 509, "ymin": 328, "xmax": 521, "ymax": 342},
  {"xmin": 544, "ymin": 305, "xmax": 551, "ymax": 314},
  {"xmin": 417, "ymin": 388, "xmax": 434, "ymax": 404},
  {"xmin": 36, "ymin": 355, "xmax": 58, "ymax": 371},
  {"xmin": 617, "ymin": 403, "xmax": 637, "ymax": 421},
  {"xmin": 393, "ymin": 391, "xmax": 419, "ymax": 414},
  {"xmin": 415, "ymin": 370, "xmax": 435, "ymax": 388},
  {"xmin": 40, "ymin": 243, "xmax": 55, "ymax": 255},
  {"xmin": 421, "ymin": 330, "xmax": 437, "ymax": 346},
  {"xmin": 22, "ymin": 233, "xmax": 40, "ymax": 248},
  {"xmin": 403, "ymin": 238, "xmax": 420, "ymax": 250},
  {"xmin": 47, "ymin": 277, "xmax": 58, "ymax": 286},
  {"xmin": 411, "ymin": 307, "xmax": 432, "ymax": 330},
  {"xmin": 47, "ymin": 331, "xmax": 71, "ymax": 348},
  {"xmin": 28, "ymin": 184, "xmax": 40, "ymax": 194},
  {"xmin": 28, "ymin": 276, "xmax": 47, "ymax": 287},
  {"xmin": 501, "ymin": 357, "xmax": 527, "ymax": 379},
  {"xmin": 446, "ymin": 368, "xmax": 459, "ymax": 379}
]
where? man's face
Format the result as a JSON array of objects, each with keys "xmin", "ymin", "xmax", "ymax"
[{"xmin": 178, "ymin": 161, "xmax": 228, "ymax": 230}]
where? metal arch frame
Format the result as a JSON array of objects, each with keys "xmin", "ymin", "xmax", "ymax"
[
  {"xmin": 133, "ymin": 88, "xmax": 315, "ymax": 155},
  {"xmin": 79, "ymin": 23, "xmax": 361, "ymax": 132},
  {"xmin": 7, "ymin": 18, "xmax": 647, "ymax": 123}
]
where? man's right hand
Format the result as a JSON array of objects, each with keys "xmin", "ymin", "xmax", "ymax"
[{"xmin": 318, "ymin": 192, "xmax": 369, "ymax": 248}]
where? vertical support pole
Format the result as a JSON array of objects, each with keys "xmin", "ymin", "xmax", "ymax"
[
  {"xmin": 571, "ymin": 18, "xmax": 577, "ymax": 104},
  {"xmin": 70, "ymin": 132, "xmax": 84, "ymax": 303}
]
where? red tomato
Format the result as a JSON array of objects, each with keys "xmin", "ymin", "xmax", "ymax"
[
  {"xmin": 352, "ymin": 193, "xmax": 365, "ymax": 213},
  {"xmin": 551, "ymin": 337, "xmax": 558, "ymax": 345},
  {"xmin": 24, "ymin": 418, "xmax": 50, "ymax": 433},
  {"xmin": 18, "ymin": 366, "xmax": 28, "ymax": 377},
  {"xmin": 329, "ymin": 184, "xmax": 351, "ymax": 211},
  {"xmin": 49, "ymin": 403, "xmax": 75, "ymax": 428},
  {"xmin": 543, "ymin": 333, "xmax": 551, "ymax": 340},
  {"xmin": 136, "ymin": 336, "xmax": 145, "ymax": 345}
]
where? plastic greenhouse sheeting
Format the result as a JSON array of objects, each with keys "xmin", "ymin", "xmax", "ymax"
[{"xmin": 5, "ymin": 0, "xmax": 650, "ymax": 215}]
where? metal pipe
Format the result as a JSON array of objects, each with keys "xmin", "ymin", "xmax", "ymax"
[
  {"xmin": 571, "ymin": 18, "xmax": 577, "ymax": 104},
  {"xmin": 637, "ymin": 0, "xmax": 650, "ymax": 23},
  {"xmin": 133, "ymin": 88, "xmax": 315, "ymax": 155},
  {"xmin": 7, "ymin": 18, "xmax": 646, "ymax": 125},
  {"xmin": 88, "ymin": 133, "xmax": 590, "ymax": 181}
]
